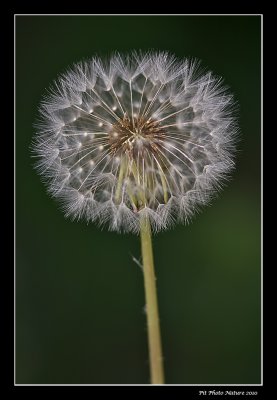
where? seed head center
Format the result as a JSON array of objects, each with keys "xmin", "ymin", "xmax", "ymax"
[{"xmin": 109, "ymin": 115, "xmax": 165, "ymax": 159}]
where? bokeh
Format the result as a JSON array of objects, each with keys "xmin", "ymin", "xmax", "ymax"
[{"xmin": 16, "ymin": 15, "xmax": 261, "ymax": 384}]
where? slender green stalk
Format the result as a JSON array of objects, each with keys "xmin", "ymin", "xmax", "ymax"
[{"xmin": 140, "ymin": 216, "xmax": 164, "ymax": 384}]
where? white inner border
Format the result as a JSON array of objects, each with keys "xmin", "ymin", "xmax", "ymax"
[{"xmin": 14, "ymin": 13, "xmax": 263, "ymax": 387}]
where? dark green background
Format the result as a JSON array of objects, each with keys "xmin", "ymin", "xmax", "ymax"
[{"xmin": 16, "ymin": 16, "xmax": 261, "ymax": 384}]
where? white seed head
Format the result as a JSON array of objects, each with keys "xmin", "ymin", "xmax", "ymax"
[{"xmin": 32, "ymin": 51, "xmax": 238, "ymax": 234}]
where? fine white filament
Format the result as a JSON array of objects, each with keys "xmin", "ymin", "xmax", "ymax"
[{"xmin": 33, "ymin": 51, "xmax": 237, "ymax": 234}]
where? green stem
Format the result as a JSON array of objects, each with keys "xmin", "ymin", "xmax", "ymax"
[{"xmin": 140, "ymin": 216, "xmax": 164, "ymax": 384}]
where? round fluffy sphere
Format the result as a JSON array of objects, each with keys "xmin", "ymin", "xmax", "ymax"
[{"xmin": 33, "ymin": 51, "xmax": 238, "ymax": 234}]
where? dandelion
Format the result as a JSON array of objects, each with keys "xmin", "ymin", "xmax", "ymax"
[{"xmin": 32, "ymin": 51, "xmax": 238, "ymax": 384}]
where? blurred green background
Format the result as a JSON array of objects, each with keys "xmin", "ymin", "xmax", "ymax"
[{"xmin": 16, "ymin": 15, "xmax": 261, "ymax": 384}]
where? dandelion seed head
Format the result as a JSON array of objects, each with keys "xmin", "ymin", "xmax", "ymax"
[{"xmin": 32, "ymin": 51, "xmax": 238, "ymax": 234}]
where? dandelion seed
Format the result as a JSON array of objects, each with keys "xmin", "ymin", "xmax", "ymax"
[{"xmin": 32, "ymin": 51, "xmax": 237, "ymax": 234}]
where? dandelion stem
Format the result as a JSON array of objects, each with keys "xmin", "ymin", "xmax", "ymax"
[{"xmin": 140, "ymin": 215, "xmax": 164, "ymax": 384}]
